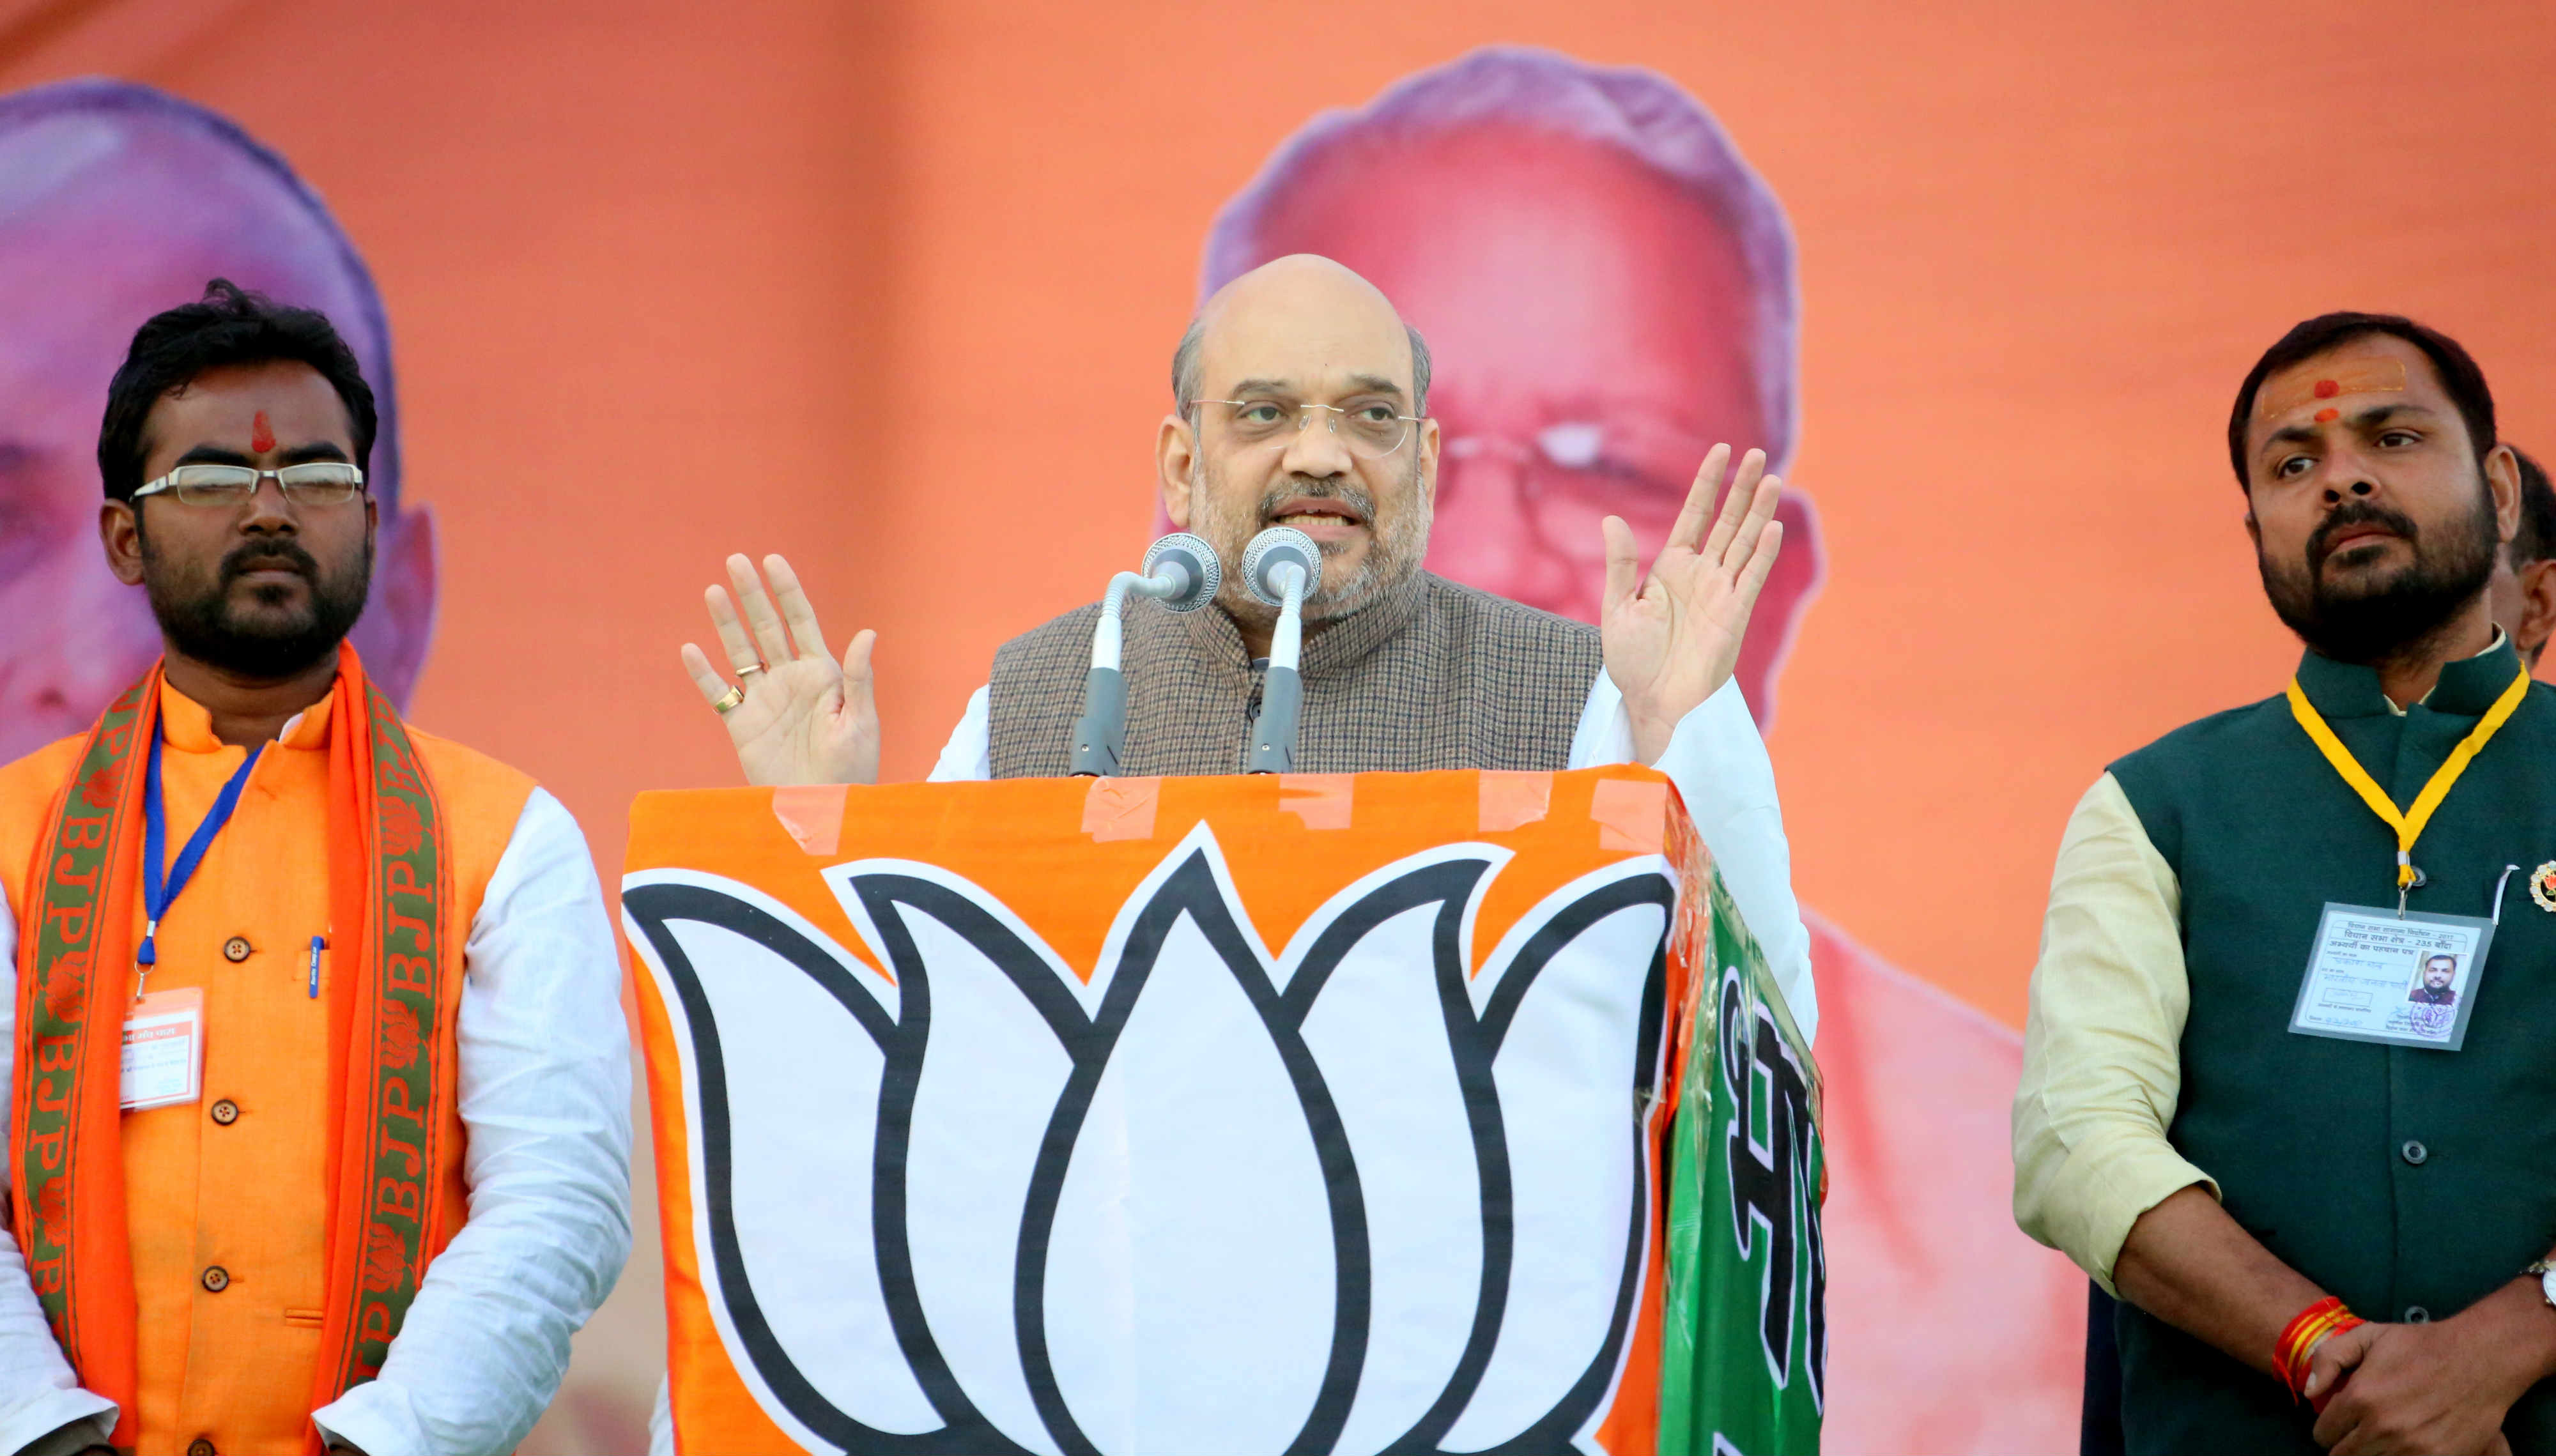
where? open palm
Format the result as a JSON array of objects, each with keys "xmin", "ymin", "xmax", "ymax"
[
  {"xmin": 679, "ymin": 553, "xmax": 881, "ymax": 786},
  {"xmin": 1600, "ymin": 444, "xmax": 1785, "ymax": 764}
]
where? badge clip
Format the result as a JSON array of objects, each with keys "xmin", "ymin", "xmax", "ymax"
[{"xmin": 2495, "ymin": 864, "xmax": 2523, "ymax": 924}]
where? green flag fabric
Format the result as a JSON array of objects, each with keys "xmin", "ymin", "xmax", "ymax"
[{"xmin": 1659, "ymin": 871, "xmax": 1826, "ymax": 1455}]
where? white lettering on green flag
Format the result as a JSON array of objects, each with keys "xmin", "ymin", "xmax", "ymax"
[{"xmin": 1659, "ymin": 871, "xmax": 1825, "ymax": 1455}]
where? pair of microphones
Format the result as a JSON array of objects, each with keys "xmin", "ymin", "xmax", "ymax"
[{"xmin": 1068, "ymin": 526, "xmax": 1323, "ymax": 776}]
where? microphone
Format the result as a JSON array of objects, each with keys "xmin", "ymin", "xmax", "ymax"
[
  {"xmin": 1242, "ymin": 526, "xmax": 1322, "ymax": 774},
  {"xmin": 1137, "ymin": 532, "xmax": 1222, "ymax": 615},
  {"xmin": 1070, "ymin": 533, "xmax": 1223, "ymax": 776}
]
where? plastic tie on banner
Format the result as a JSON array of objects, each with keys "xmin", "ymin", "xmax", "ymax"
[
  {"xmin": 770, "ymin": 785, "xmax": 847, "ymax": 856},
  {"xmin": 1082, "ymin": 776, "xmax": 1160, "ymax": 842},
  {"xmin": 1477, "ymin": 770, "xmax": 1552, "ymax": 832},
  {"xmin": 1278, "ymin": 774, "xmax": 1353, "ymax": 830},
  {"xmin": 1590, "ymin": 776, "xmax": 1668, "ymax": 854}
]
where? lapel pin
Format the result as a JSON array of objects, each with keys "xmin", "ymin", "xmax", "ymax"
[{"xmin": 2530, "ymin": 862, "xmax": 2556, "ymax": 913}]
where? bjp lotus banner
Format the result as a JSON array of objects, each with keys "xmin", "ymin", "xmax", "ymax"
[{"xmin": 624, "ymin": 766, "xmax": 1814, "ymax": 1455}]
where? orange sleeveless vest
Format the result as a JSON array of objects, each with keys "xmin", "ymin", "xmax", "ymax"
[{"xmin": 2, "ymin": 667, "xmax": 532, "ymax": 1456}]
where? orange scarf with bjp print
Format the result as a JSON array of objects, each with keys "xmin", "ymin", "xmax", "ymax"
[{"xmin": 8, "ymin": 642, "xmax": 460, "ymax": 1454}]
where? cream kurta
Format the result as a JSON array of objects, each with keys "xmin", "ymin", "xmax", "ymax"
[
  {"xmin": 2011, "ymin": 773, "xmax": 2217, "ymax": 1293},
  {"xmin": 2010, "ymin": 641, "xmax": 2506, "ymax": 1293}
]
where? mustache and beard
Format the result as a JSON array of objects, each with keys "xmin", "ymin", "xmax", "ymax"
[
  {"xmin": 1188, "ymin": 452, "xmax": 1431, "ymax": 625},
  {"xmin": 142, "ymin": 530, "xmax": 371, "ymax": 680},
  {"xmin": 2258, "ymin": 485, "xmax": 2498, "ymax": 666}
]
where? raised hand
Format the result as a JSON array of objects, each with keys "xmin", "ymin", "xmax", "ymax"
[
  {"xmin": 679, "ymin": 553, "xmax": 880, "ymax": 786},
  {"xmin": 1600, "ymin": 444, "xmax": 1785, "ymax": 765}
]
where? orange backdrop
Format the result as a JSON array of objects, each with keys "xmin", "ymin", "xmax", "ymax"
[{"xmin": 8, "ymin": 0, "xmax": 2556, "ymax": 1450}]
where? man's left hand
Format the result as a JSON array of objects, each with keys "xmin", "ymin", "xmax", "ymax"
[
  {"xmin": 1601, "ymin": 443, "xmax": 1785, "ymax": 764},
  {"xmin": 2309, "ymin": 1288, "xmax": 2556, "ymax": 1454}
]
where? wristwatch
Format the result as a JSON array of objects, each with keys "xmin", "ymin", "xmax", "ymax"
[{"xmin": 2528, "ymin": 1259, "xmax": 2556, "ymax": 1309}]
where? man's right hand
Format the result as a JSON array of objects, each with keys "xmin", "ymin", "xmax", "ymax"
[
  {"xmin": 679, "ymin": 553, "xmax": 880, "ymax": 786},
  {"xmin": 2306, "ymin": 1278, "xmax": 2555, "ymax": 1455}
]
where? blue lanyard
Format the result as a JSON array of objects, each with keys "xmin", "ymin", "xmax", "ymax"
[{"xmin": 139, "ymin": 728, "xmax": 263, "ymax": 982}]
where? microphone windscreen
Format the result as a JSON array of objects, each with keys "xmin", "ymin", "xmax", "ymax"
[
  {"xmin": 1141, "ymin": 532, "xmax": 1223, "ymax": 613},
  {"xmin": 1242, "ymin": 526, "xmax": 1322, "ymax": 608}
]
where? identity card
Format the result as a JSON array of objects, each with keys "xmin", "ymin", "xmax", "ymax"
[
  {"xmin": 2290, "ymin": 903, "xmax": 2493, "ymax": 1052},
  {"xmin": 121, "ymin": 986, "xmax": 204, "ymax": 1110}
]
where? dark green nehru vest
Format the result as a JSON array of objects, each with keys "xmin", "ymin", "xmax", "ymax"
[{"xmin": 2109, "ymin": 641, "xmax": 2556, "ymax": 1455}]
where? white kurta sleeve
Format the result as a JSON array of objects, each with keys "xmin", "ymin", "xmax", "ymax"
[
  {"xmin": 649, "ymin": 1372, "xmax": 674, "ymax": 1456},
  {"xmin": 312, "ymin": 788, "xmax": 634, "ymax": 1456},
  {"xmin": 927, "ymin": 685, "xmax": 994, "ymax": 782},
  {"xmin": 1570, "ymin": 672, "xmax": 1819, "ymax": 1041},
  {"xmin": 0, "ymin": 887, "xmax": 121, "ymax": 1456}
]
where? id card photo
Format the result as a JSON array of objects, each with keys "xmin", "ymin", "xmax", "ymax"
[{"xmin": 2290, "ymin": 903, "xmax": 2494, "ymax": 1051}]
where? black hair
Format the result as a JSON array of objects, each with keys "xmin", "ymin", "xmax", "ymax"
[
  {"xmin": 2226, "ymin": 312, "xmax": 2495, "ymax": 490},
  {"xmin": 97, "ymin": 278, "xmax": 376, "ymax": 503},
  {"xmin": 2509, "ymin": 448, "xmax": 2556, "ymax": 569}
]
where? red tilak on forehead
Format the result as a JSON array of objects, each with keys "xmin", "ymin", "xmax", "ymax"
[
  {"xmin": 2256, "ymin": 360, "xmax": 2410, "ymax": 422},
  {"xmin": 250, "ymin": 411, "xmax": 275, "ymax": 454}
]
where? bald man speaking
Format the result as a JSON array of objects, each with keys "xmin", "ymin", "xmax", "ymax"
[{"xmin": 679, "ymin": 252, "xmax": 1817, "ymax": 1038}]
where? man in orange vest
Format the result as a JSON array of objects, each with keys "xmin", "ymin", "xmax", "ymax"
[{"xmin": 0, "ymin": 281, "xmax": 631, "ymax": 1456}]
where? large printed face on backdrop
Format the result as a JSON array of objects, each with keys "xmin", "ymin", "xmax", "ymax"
[
  {"xmin": 1204, "ymin": 61, "xmax": 2095, "ymax": 1456},
  {"xmin": 1219, "ymin": 107, "xmax": 1821, "ymax": 722},
  {"xmin": 0, "ymin": 84, "xmax": 434, "ymax": 763}
]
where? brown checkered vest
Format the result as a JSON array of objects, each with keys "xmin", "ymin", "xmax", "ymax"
[{"xmin": 986, "ymin": 569, "xmax": 1603, "ymax": 778}]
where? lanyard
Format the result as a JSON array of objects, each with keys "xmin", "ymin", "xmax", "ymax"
[
  {"xmin": 138, "ymin": 728, "xmax": 264, "ymax": 992},
  {"xmin": 2284, "ymin": 666, "xmax": 2530, "ymax": 907}
]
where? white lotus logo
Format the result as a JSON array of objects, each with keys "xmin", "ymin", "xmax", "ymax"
[{"xmin": 626, "ymin": 824, "xmax": 1676, "ymax": 1456}]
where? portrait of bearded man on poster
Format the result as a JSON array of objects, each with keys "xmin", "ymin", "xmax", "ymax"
[{"xmin": 1195, "ymin": 47, "xmax": 2083, "ymax": 1453}]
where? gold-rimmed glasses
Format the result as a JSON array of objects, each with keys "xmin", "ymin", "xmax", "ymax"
[
  {"xmin": 132, "ymin": 462, "xmax": 367, "ymax": 507},
  {"xmin": 1187, "ymin": 397, "xmax": 1423, "ymax": 459}
]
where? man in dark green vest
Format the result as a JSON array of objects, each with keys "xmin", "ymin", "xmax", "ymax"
[{"xmin": 2015, "ymin": 311, "xmax": 2556, "ymax": 1455}]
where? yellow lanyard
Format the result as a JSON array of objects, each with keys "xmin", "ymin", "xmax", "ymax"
[{"xmin": 2284, "ymin": 666, "xmax": 2531, "ymax": 893}]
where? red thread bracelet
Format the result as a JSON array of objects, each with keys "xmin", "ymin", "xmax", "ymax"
[{"xmin": 2274, "ymin": 1295, "xmax": 2365, "ymax": 1407}]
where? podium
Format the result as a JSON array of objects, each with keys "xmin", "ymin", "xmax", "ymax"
[{"xmin": 626, "ymin": 769, "xmax": 1822, "ymax": 1456}]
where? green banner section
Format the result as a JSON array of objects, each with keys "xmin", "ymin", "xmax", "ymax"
[{"xmin": 1660, "ymin": 871, "xmax": 1826, "ymax": 1455}]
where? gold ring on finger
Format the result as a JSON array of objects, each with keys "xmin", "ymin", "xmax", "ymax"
[{"xmin": 711, "ymin": 684, "xmax": 747, "ymax": 715}]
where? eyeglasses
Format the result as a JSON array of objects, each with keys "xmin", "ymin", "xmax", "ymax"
[
  {"xmin": 1187, "ymin": 397, "xmax": 1423, "ymax": 459},
  {"xmin": 1436, "ymin": 424, "xmax": 1715, "ymax": 553},
  {"xmin": 132, "ymin": 462, "xmax": 367, "ymax": 507}
]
